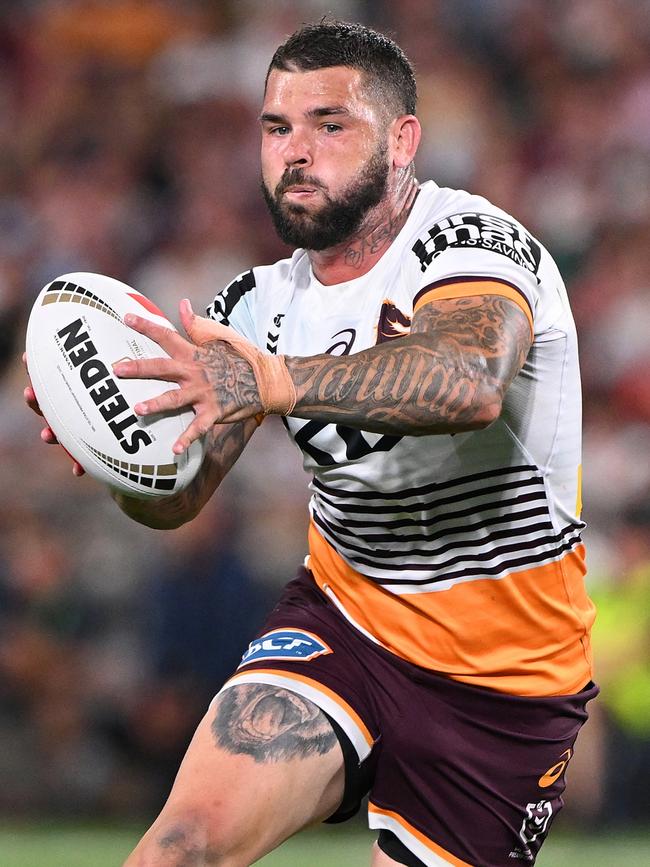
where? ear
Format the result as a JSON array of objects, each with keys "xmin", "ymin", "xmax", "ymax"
[{"xmin": 390, "ymin": 115, "xmax": 421, "ymax": 168}]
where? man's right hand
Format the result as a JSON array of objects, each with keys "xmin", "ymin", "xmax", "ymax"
[{"xmin": 23, "ymin": 352, "xmax": 85, "ymax": 476}]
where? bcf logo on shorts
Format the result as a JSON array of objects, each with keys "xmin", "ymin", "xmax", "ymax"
[{"xmin": 239, "ymin": 629, "xmax": 333, "ymax": 667}]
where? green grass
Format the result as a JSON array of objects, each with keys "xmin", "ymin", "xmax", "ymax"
[
  {"xmin": 0, "ymin": 823, "xmax": 648, "ymax": 866},
  {"xmin": 536, "ymin": 832, "xmax": 650, "ymax": 867},
  {"xmin": 0, "ymin": 825, "xmax": 139, "ymax": 867}
]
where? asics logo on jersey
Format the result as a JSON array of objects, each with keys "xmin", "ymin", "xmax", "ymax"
[
  {"xmin": 538, "ymin": 749, "xmax": 572, "ymax": 788},
  {"xmin": 239, "ymin": 629, "xmax": 332, "ymax": 666},
  {"xmin": 326, "ymin": 328, "xmax": 356, "ymax": 356},
  {"xmin": 412, "ymin": 212, "xmax": 542, "ymax": 276}
]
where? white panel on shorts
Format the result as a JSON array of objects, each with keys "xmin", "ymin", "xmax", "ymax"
[{"xmin": 369, "ymin": 809, "xmax": 463, "ymax": 867}]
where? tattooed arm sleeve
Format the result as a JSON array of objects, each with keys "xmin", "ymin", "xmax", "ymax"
[
  {"xmin": 285, "ymin": 294, "xmax": 532, "ymax": 436},
  {"xmin": 111, "ymin": 416, "xmax": 258, "ymax": 529}
]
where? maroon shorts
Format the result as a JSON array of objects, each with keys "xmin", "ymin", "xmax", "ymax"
[{"xmin": 218, "ymin": 568, "xmax": 598, "ymax": 867}]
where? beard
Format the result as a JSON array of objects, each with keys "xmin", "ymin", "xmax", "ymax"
[{"xmin": 261, "ymin": 145, "xmax": 390, "ymax": 251}]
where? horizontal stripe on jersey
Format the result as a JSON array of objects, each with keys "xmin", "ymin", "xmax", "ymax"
[
  {"xmin": 308, "ymin": 522, "xmax": 595, "ymax": 696},
  {"xmin": 313, "ymin": 512, "xmax": 582, "ymax": 582},
  {"xmin": 310, "ymin": 464, "xmax": 585, "ymax": 588}
]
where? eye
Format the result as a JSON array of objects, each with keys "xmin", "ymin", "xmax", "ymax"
[
  {"xmin": 322, "ymin": 123, "xmax": 342, "ymax": 134},
  {"xmin": 269, "ymin": 126, "xmax": 290, "ymax": 136}
]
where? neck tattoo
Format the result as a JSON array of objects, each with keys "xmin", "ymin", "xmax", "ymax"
[{"xmin": 343, "ymin": 178, "xmax": 419, "ymax": 270}]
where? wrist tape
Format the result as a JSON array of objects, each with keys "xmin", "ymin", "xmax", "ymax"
[
  {"xmin": 234, "ymin": 342, "xmax": 297, "ymax": 417},
  {"xmin": 191, "ymin": 317, "xmax": 296, "ymax": 417}
]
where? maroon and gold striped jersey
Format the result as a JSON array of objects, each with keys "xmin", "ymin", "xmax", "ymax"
[{"xmin": 208, "ymin": 181, "xmax": 594, "ymax": 696}]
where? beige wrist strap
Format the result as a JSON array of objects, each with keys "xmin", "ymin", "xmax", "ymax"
[
  {"xmin": 234, "ymin": 343, "xmax": 297, "ymax": 417},
  {"xmin": 253, "ymin": 353, "xmax": 297, "ymax": 416},
  {"xmin": 189, "ymin": 316, "xmax": 297, "ymax": 417}
]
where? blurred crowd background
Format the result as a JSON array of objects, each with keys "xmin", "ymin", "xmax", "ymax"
[{"xmin": 0, "ymin": 0, "xmax": 649, "ymax": 834}]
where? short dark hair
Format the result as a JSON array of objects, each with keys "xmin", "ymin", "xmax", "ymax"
[{"xmin": 266, "ymin": 20, "xmax": 417, "ymax": 118}]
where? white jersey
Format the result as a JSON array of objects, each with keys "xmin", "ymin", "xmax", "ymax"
[{"xmin": 208, "ymin": 181, "xmax": 595, "ymax": 696}]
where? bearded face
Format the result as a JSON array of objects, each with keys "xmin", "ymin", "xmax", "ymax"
[{"xmin": 261, "ymin": 143, "xmax": 390, "ymax": 251}]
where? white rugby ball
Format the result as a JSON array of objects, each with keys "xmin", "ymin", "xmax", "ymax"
[{"xmin": 26, "ymin": 272, "xmax": 205, "ymax": 498}]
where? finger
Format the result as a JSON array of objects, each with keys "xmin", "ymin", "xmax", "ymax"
[
  {"xmin": 39, "ymin": 427, "xmax": 85, "ymax": 476},
  {"xmin": 179, "ymin": 298, "xmax": 197, "ymax": 338},
  {"xmin": 133, "ymin": 385, "xmax": 197, "ymax": 417},
  {"xmin": 112, "ymin": 356, "xmax": 189, "ymax": 382},
  {"xmin": 23, "ymin": 378, "xmax": 85, "ymax": 474},
  {"xmin": 59, "ymin": 445, "xmax": 85, "ymax": 477},
  {"xmin": 172, "ymin": 404, "xmax": 258, "ymax": 454},
  {"xmin": 41, "ymin": 426, "xmax": 58, "ymax": 444},
  {"xmin": 56, "ymin": 441, "xmax": 85, "ymax": 476},
  {"xmin": 123, "ymin": 313, "xmax": 192, "ymax": 358},
  {"xmin": 179, "ymin": 299, "xmax": 230, "ymax": 346},
  {"xmin": 24, "ymin": 385, "xmax": 44, "ymax": 416},
  {"xmin": 172, "ymin": 412, "xmax": 212, "ymax": 455}
]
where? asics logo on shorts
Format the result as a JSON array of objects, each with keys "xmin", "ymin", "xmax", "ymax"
[
  {"xmin": 239, "ymin": 629, "xmax": 332, "ymax": 666},
  {"xmin": 538, "ymin": 748, "xmax": 572, "ymax": 788}
]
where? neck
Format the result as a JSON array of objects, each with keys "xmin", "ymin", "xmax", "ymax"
[{"xmin": 309, "ymin": 169, "xmax": 420, "ymax": 285}]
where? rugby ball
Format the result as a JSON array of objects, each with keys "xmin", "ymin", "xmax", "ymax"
[{"xmin": 25, "ymin": 272, "xmax": 205, "ymax": 498}]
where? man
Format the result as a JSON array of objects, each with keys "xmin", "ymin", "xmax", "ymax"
[{"xmin": 27, "ymin": 21, "xmax": 597, "ymax": 867}]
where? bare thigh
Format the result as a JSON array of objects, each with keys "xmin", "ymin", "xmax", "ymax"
[
  {"xmin": 123, "ymin": 683, "xmax": 346, "ymax": 867},
  {"xmin": 371, "ymin": 841, "xmax": 409, "ymax": 866}
]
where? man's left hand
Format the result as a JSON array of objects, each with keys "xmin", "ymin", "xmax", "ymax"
[{"xmin": 113, "ymin": 299, "xmax": 263, "ymax": 455}]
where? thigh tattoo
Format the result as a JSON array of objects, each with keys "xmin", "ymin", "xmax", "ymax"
[{"xmin": 212, "ymin": 685, "xmax": 338, "ymax": 762}]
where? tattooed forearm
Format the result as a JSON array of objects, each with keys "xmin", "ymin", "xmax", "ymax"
[
  {"xmin": 212, "ymin": 685, "xmax": 337, "ymax": 763},
  {"xmin": 286, "ymin": 295, "xmax": 531, "ymax": 435},
  {"xmin": 111, "ymin": 416, "xmax": 257, "ymax": 529}
]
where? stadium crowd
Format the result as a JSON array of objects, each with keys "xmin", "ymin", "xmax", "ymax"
[{"xmin": 0, "ymin": 0, "xmax": 648, "ymax": 830}]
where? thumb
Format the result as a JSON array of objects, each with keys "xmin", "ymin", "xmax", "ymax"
[{"xmin": 179, "ymin": 298, "xmax": 239, "ymax": 347}]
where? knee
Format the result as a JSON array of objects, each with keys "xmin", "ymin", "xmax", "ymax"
[{"xmin": 125, "ymin": 809, "xmax": 243, "ymax": 867}]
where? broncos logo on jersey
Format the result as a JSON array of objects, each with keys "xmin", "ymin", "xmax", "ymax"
[{"xmin": 376, "ymin": 301, "xmax": 411, "ymax": 344}]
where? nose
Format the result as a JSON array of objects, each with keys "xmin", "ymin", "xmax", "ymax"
[{"xmin": 282, "ymin": 129, "xmax": 312, "ymax": 168}]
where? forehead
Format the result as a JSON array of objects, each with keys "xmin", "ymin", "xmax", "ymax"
[{"xmin": 263, "ymin": 66, "xmax": 377, "ymax": 119}]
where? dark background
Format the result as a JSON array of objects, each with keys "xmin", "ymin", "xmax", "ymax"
[{"xmin": 0, "ymin": 0, "xmax": 648, "ymax": 834}]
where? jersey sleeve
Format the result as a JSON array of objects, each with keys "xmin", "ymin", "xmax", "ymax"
[
  {"xmin": 206, "ymin": 269, "xmax": 259, "ymax": 345},
  {"xmin": 409, "ymin": 211, "xmax": 543, "ymax": 336}
]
